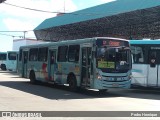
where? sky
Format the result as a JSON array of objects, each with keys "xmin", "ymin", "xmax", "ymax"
[{"xmin": 0, "ymin": 0, "xmax": 114, "ymax": 52}]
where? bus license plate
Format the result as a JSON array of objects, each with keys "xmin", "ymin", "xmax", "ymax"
[{"xmin": 112, "ymin": 83, "xmax": 119, "ymax": 87}]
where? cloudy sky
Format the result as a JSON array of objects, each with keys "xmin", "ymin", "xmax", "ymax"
[{"xmin": 0, "ymin": 0, "xmax": 114, "ymax": 51}]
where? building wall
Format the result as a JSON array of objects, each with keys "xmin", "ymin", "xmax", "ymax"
[{"xmin": 12, "ymin": 39, "xmax": 46, "ymax": 51}]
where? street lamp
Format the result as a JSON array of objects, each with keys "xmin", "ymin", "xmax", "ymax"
[{"xmin": 0, "ymin": 0, "xmax": 6, "ymax": 3}]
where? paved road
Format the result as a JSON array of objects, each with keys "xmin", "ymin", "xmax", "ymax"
[{"xmin": 0, "ymin": 71, "xmax": 160, "ymax": 120}]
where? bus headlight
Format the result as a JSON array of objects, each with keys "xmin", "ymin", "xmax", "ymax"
[{"xmin": 96, "ymin": 72, "xmax": 102, "ymax": 80}]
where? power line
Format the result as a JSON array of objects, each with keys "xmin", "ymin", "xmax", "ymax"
[
  {"xmin": 0, "ymin": 30, "xmax": 35, "ymax": 39},
  {"xmin": 0, "ymin": 33, "xmax": 23, "ymax": 38},
  {"xmin": 0, "ymin": 31, "xmax": 35, "ymax": 38},
  {"xmin": 4, "ymin": 2, "xmax": 65, "ymax": 14},
  {"xmin": 3, "ymin": 2, "xmax": 104, "ymax": 16},
  {"xmin": 0, "ymin": 30, "xmax": 33, "ymax": 32}
]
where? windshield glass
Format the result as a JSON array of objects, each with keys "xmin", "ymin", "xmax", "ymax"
[{"xmin": 97, "ymin": 47, "xmax": 131, "ymax": 73}]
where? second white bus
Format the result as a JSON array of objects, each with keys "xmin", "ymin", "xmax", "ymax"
[{"xmin": 130, "ymin": 40, "xmax": 160, "ymax": 88}]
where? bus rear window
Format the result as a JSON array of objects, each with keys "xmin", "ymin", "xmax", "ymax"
[{"xmin": 8, "ymin": 52, "xmax": 17, "ymax": 60}]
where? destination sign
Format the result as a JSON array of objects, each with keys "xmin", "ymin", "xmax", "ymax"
[
  {"xmin": 151, "ymin": 47, "xmax": 160, "ymax": 50},
  {"xmin": 96, "ymin": 39, "xmax": 129, "ymax": 47}
]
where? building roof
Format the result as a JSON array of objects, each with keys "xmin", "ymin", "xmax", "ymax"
[
  {"xmin": 34, "ymin": 0, "xmax": 160, "ymax": 31},
  {"xmin": 34, "ymin": 0, "xmax": 160, "ymax": 41}
]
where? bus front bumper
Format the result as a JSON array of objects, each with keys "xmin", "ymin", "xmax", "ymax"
[{"xmin": 94, "ymin": 79, "xmax": 131, "ymax": 89}]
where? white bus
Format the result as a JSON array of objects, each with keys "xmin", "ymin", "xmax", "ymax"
[
  {"xmin": 130, "ymin": 40, "xmax": 160, "ymax": 88},
  {"xmin": 18, "ymin": 37, "xmax": 132, "ymax": 92},
  {"xmin": 0, "ymin": 52, "xmax": 7, "ymax": 70},
  {"xmin": 6, "ymin": 51, "xmax": 18, "ymax": 71}
]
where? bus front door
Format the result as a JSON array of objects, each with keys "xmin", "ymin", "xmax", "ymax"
[
  {"xmin": 148, "ymin": 50, "xmax": 160, "ymax": 87},
  {"xmin": 81, "ymin": 47, "xmax": 91, "ymax": 87},
  {"xmin": 48, "ymin": 49, "xmax": 57, "ymax": 82},
  {"xmin": 22, "ymin": 51, "xmax": 28, "ymax": 78}
]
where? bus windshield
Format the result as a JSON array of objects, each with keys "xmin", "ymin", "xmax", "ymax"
[{"xmin": 97, "ymin": 47, "xmax": 131, "ymax": 73}]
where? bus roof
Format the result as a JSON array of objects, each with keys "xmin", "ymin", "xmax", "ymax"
[
  {"xmin": 7, "ymin": 51, "xmax": 18, "ymax": 53},
  {"xmin": 129, "ymin": 40, "xmax": 160, "ymax": 44},
  {"xmin": 20, "ymin": 37, "xmax": 128, "ymax": 49},
  {"xmin": 0, "ymin": 52, "xmax": 7, "ymax": 54}
]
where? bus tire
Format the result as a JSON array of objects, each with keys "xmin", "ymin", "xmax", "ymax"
[
  {"xmin": 1, "ymin": 64, "xmax": 6, "ymax": 71},
  {"xmin": 30, "ymin": 71, "xmax": 37, "ymax": 84},
  {"xmin": 68, "ymin": 75, "xmax": 77, "ymax": 92},
  {"xmin": 99, "ymin": 89, "xmax": 108, "ymax": 94}
]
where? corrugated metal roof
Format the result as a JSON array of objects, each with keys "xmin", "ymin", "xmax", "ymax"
[{"xmin": 34, "ymin": 0, "xmax": 160, "ymax": 30}]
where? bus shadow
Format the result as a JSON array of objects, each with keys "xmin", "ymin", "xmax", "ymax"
[
  {"xmin": 0, "ymin": 71, "xmax": 11, "ymax": 73},
  {"xmin": 0, "ymin": 70, "xmax": 18, "ymax": 75},
  {"xmin": 118, "ymin": 88, "xmax": 160, "ymax": 100},
  {"xmin": 0, "ymin": 81, "xmax": 122, "ymax": 100},
  {"xmin": 0, "ymin": 70, "xmax": 160, "ymax": 100}
]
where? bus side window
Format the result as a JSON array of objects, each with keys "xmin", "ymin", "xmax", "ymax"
[
  {"xmin": 38, "ymin": 47, "xmax": 48, "ymax": 62},
  {"xmin": 29, "ymin": 48, "xmax": 38, "ymax": 61},
  {"xmin": 131, "ymin": 46, "xmax": 144, "ymax": 63},
  {"xmin": 68, "ymin": 45, "xmax": 80, "ymax": 62},
  {"xmin": 57, "ymin": 46, "xmax": 68, "ymax": 62}
]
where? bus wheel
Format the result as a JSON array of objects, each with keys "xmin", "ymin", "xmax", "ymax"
[
  {"xmin": 1, "ymin": 64, "xmax": 6, "ymax": 71},
  {"xmin": 30, "ymin": 71, "xmax": 37, "ymax": 84},
  {"xmin": 69, "ymin": 75, "xmax": 77, "ymax": 92},
  {"xmin": 99, "ymin": 89, "xmax": 108, "ymax": 94}
]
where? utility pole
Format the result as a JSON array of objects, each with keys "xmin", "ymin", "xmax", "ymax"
[
  {"xmin": 23, "ymin": 31, "xmax": 27, "ymax": 39},
  {"xmin": 63, "ymin": 0, "xmax": 65, "ymax": 13}
]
